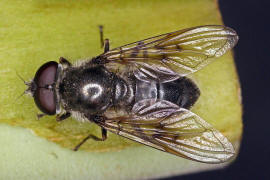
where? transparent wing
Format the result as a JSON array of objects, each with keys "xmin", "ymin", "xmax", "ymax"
[
  {"xmin": 101, "ymin": 25, "xmax": 238, "ymax": 75},
  {"xmin": 97, "ymin": 100, "xmax": 235, "ymax": 163}
]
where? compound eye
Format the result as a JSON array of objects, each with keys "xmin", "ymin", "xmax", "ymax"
[{"xmin": 33, "ymin": 61, "xmax": 58, "ymax": 115}]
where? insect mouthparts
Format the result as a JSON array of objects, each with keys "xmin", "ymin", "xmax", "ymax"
[{"xmin": 24, "ymin": 80, "xmax": 37, "ymax": 96}]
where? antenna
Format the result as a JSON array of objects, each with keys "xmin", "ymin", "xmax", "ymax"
[
  {"xmin": 15, "ymin": 70, "xmax": 26, "ymax": 84},
  {"xmin": 13, "ymin": 70, "xmax": 29, "ymax": 103},
  {"xmin": 13, "ymin": 91, "xmax": 26, "ymax": 103}
]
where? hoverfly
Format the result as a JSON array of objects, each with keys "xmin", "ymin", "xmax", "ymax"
[{"xmin": 24, "ymin": 25, "xmax": 238, "ymax": 163}]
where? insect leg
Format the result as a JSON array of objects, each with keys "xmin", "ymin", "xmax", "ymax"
[
  {"xmin": 98, "ymin": 25, "xmax": 105, "ymax": 48},
  {"xmin": 37, "ymin": 113, "xmax": 46, "ymax": 119},
  {"xmin": 98, "ymin": 25, "xmax": 110, "ymax": 53},
  {"xmin": 73, "ymin": 127, "xmax": 107, "ymax": 151},
  {"xmin": 56, "ymin": 112, "xmax": 71, "ymax": 121},
  {"xmin": 59, "ymin": 57, "xmax": 71, "ymax": 67},
  {"xmin": 104, "ymin": 39, "xmax": 110, "ymax": 53}
]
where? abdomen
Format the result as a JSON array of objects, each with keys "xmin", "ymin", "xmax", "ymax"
[{"xmin": 135, "ymin": 77, "xmax": 200, "ymax": 109}]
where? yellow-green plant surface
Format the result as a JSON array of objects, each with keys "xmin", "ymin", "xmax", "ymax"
[{"xmin": 0, "ymin": 0, "xmax": 242, "ymax": 179}]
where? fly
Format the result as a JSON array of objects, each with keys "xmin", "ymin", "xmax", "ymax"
[{"xmin": 24, "ymin": 25, "xmax": 238, "ymax": 163}]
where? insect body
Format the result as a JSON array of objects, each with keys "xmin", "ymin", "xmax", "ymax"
[{"xmin": 25, "ymin": 25, "xmax": 238, "ymax": 163}]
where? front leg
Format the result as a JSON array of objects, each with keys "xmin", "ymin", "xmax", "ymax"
[
  {"xmin": 56, "ymin": 112, "xmax": 71, "ymax": 121},
  {"xmin": 37, "ymin": 113, "xmax": 46, "ymax": 120},
  {"xmin": 59, "ymin": 57, "xmax": 71, "ymax": 67}
]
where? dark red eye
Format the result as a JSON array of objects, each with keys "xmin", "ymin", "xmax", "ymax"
[{"xmin": 33, "ymin": 61, "xmax": 58, "ymax": 115}]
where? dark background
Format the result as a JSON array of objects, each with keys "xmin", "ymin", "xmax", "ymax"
[{"xmin": 164, "ymin": 0, "xmax": 270, "ymax": 179}]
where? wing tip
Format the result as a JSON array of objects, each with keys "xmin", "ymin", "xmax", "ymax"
[
  {"xmin": 225, "ymin": 26, "xmax": 239, "ymax": 45},
  {"xmin": 214, "ymin": 26, "xmax": 239, "ymax": 57}
]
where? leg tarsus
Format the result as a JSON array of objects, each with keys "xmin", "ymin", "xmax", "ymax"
[
  {"xmin": 56, "ymin": 112, "xmax": 71, "ymax": 122},
  {"xmin": 59, "ymin": 57, "xmax": 71, "ymax": 67},
  {"xmin": 73, "ymin": 128, "xmax": 107, "ymax": 151},
  {"xmin": 101, "ymin": 127, "xmax": 107, "ymax": 140},
  {"xmin": 104, "ymin": 39, "xmax": 110, "ymax": 53},
  {"xmin": 37, "ymin": 113, "xmax": 46, "ymax": 120},
  {"xmin": 98, "ymin": 25, "xmax": 110, "ymax": 53},
  {"xmin": 99, "ymin": 25, "xmax": 104, "ymax": 48}
]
